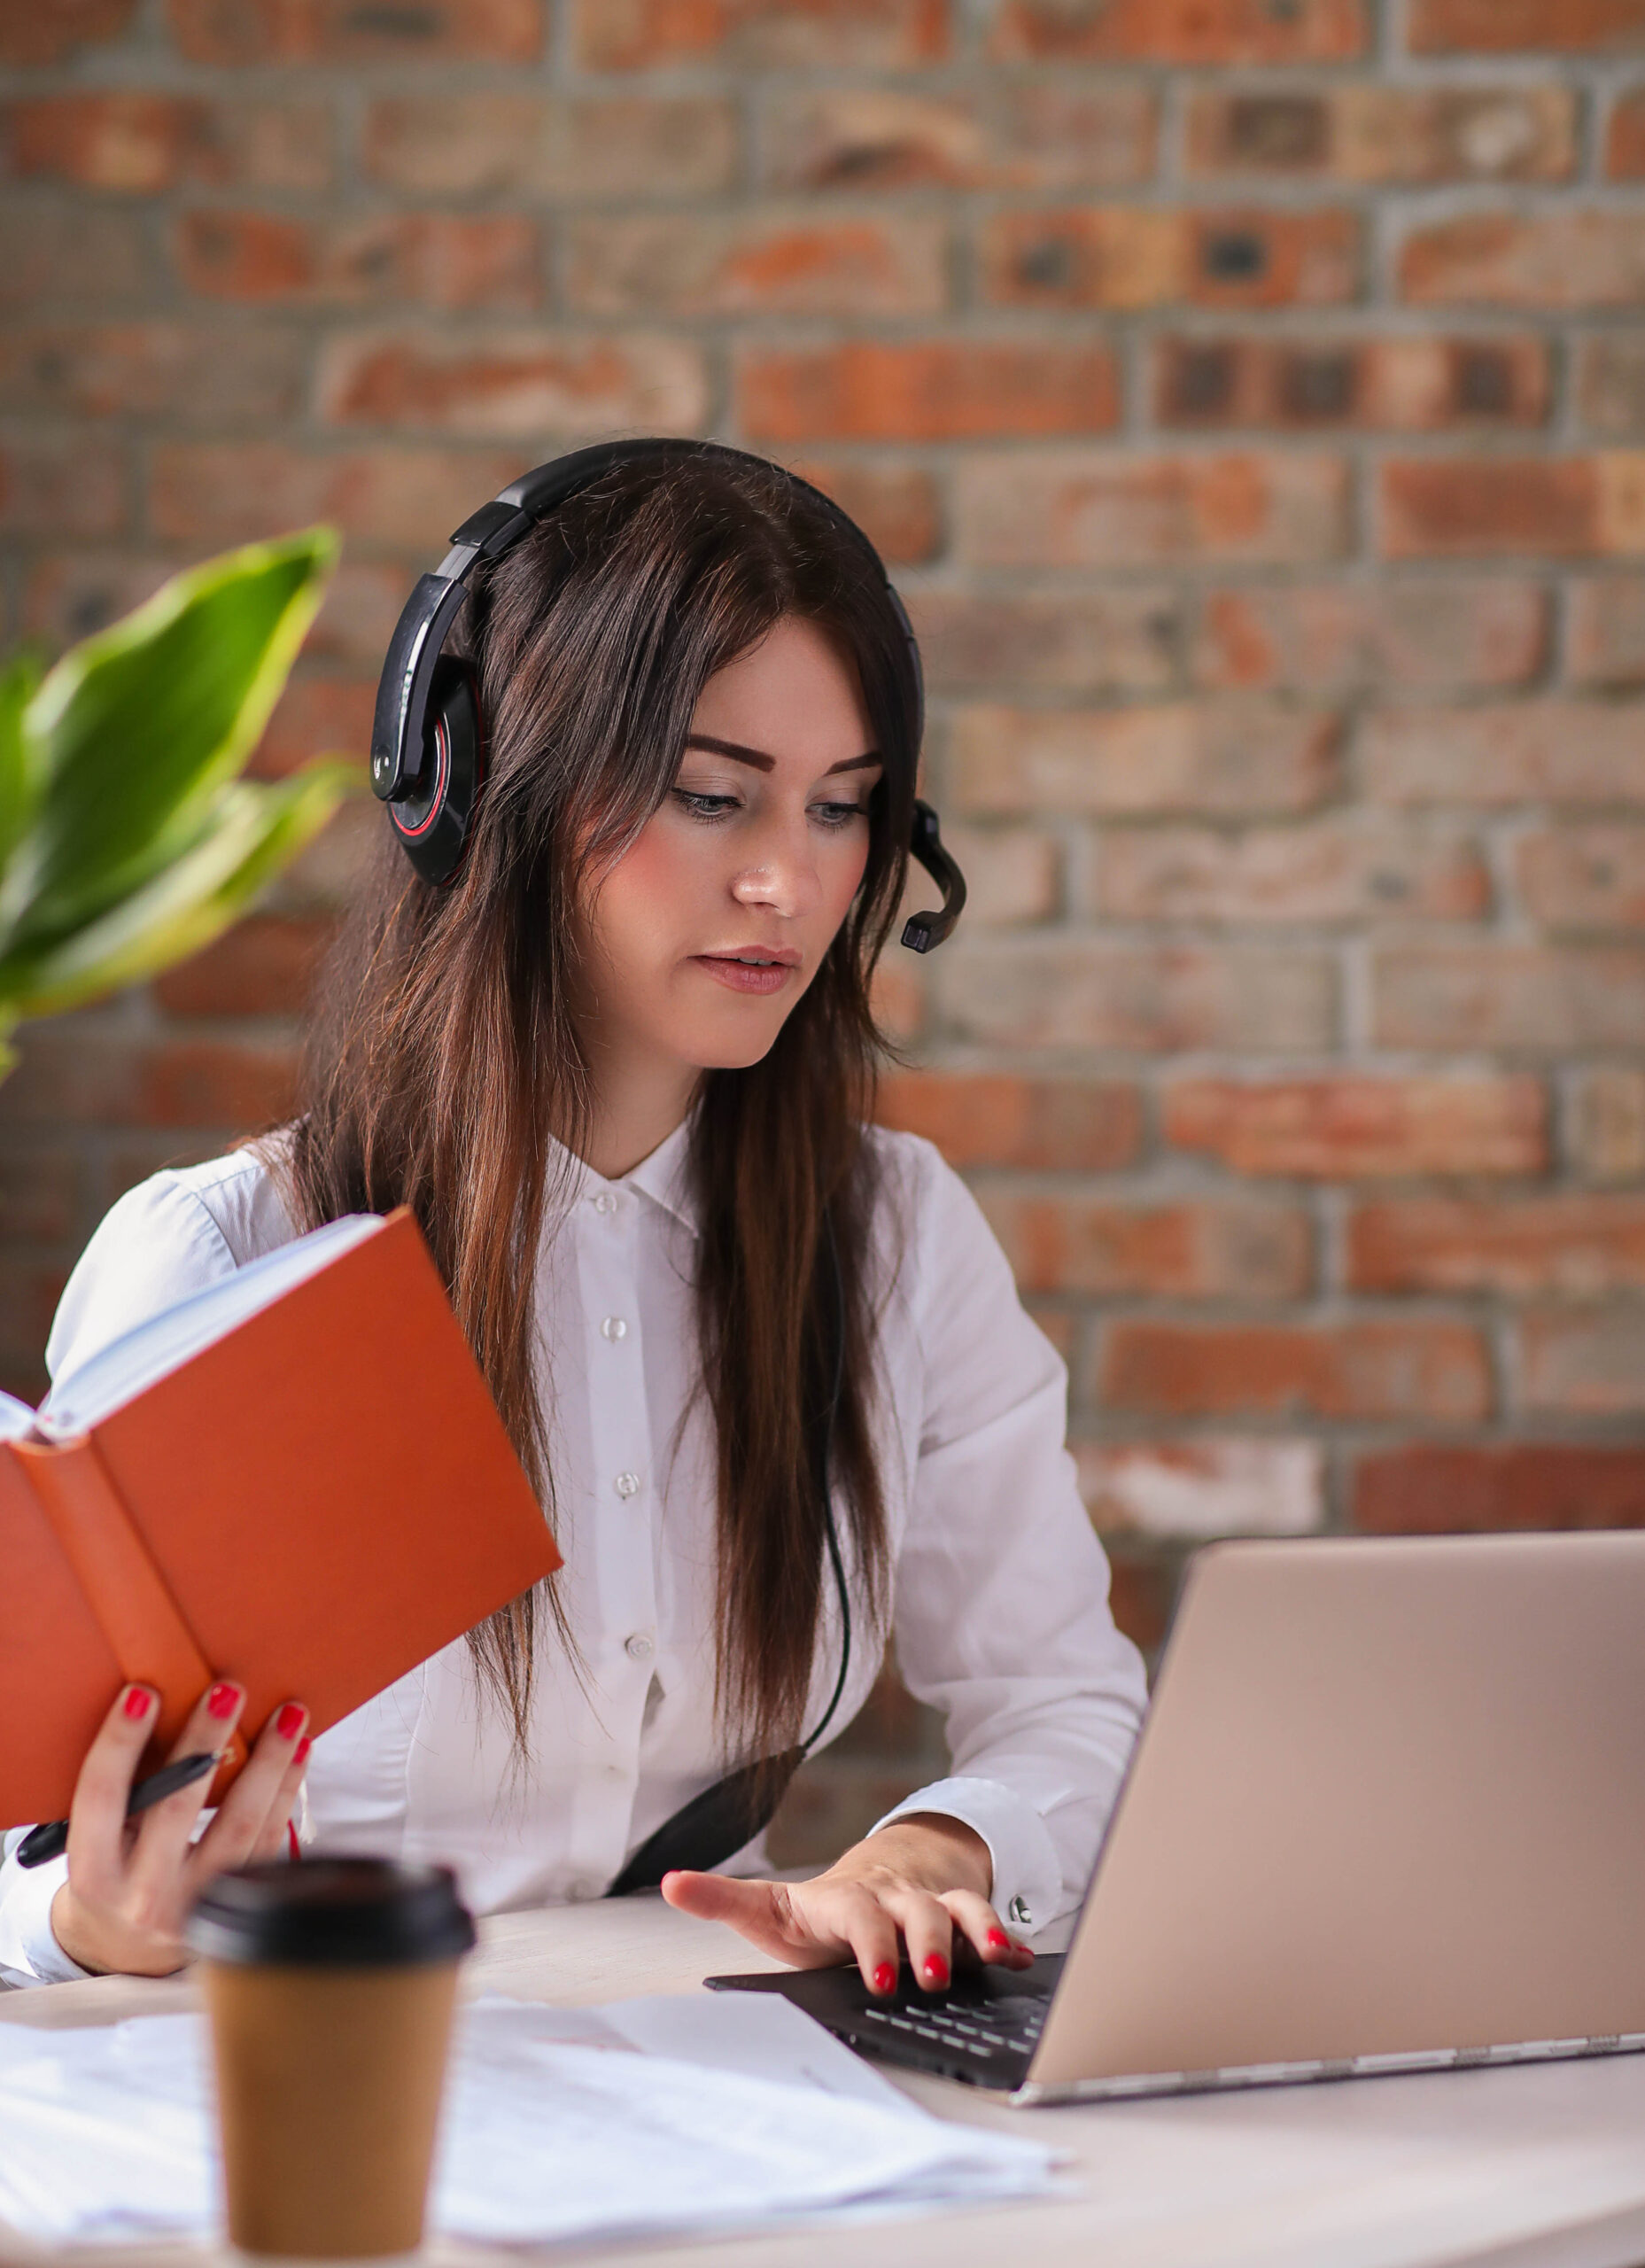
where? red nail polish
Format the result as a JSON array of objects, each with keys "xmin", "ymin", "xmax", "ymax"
[
  {"xmin": 922, "ymin": 1955, "xmax": 950, "ymax": 1988},
  {"xmin": 123, "ymin": 1687, "xmax": 152, "ymax": 1720},
  {"xmin": 275, "ymin": 1702, "xmax": 306, "ymax": 1741},
  {"xmin": 294, "ymin": 1736, "xmax": 312, "ymax": 1766},
  {"xmin": 987, "ymin": 1928, "xmax": 1010, "ymax": 1951},
  {"xmin": 872, "ymin": 1963, "xmax": 896, "ymax": 1995},
  {"xmin": 207, "ymin": 1682, "xmax": 241, "ymax": 1721}
]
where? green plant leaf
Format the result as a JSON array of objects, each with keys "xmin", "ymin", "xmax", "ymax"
[
  {"xmin": 0, "ymin": 527, "xmax": 338, "ymax": 956},
  {"xmin": 0, "ymin": 652, "xmax": 46, "ymax": 884},
  {"xmin": 0, "ymin": 760, "xmax": 356, "ymax": 1022}
]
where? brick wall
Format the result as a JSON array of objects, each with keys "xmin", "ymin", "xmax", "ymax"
[{"xmin": 4, "ymin": 0, "xmax": 1645, "ymax": 1866}]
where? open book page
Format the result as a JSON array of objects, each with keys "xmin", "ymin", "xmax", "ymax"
[
  {"xmin": 33, "ymin": 1213, "xmax": 384, "ymax": 1440},
  {"xmin": 0, "ymin": 1394, "xmax": 37, "ymax": 1445}
]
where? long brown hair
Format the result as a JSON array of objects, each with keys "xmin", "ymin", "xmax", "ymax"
[{"xmin": 250, "ymin": 446, "xmax": 919, "ymax": 1768}]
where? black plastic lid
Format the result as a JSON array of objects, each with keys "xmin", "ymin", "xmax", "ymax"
[{"xmin": 187, "ymin": 1858, "xmax": 476, "ymax": 1968}]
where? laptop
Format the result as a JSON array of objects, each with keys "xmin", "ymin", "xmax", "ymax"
[{"xmin": 707, "ymin": 1534, "xmax": 1645, "ymax": 2103}]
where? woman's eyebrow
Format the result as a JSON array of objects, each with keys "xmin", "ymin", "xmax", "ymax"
[{"xmin": 684, "ymin": 733, "xmax": 881, "ymax": 776}]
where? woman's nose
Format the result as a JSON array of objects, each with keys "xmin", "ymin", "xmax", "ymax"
[{"xmin": 730, "ymin": 821, "xmax": 819, "ymax": 917}]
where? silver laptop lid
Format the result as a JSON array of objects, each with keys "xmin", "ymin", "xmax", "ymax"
[{"xmin": 1024, "ymin": 1534, "xmax": 1645, "ymax": 2098}]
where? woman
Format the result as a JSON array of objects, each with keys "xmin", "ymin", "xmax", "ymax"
[{"xmin": 0, "ymin": 443, "xmax": 1146, "ymax": 1992}]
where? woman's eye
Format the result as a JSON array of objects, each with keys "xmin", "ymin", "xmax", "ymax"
[
  {"xmin": 812, "ymin": 800, "xmax": 869, "ymax": 830},
  {"xmin": 671, "ymin": 789, "xmax": 741, "ymax": 822}
]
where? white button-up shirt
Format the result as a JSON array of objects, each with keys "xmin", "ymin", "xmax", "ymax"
[{"xmin": 0, "ymin": 1120, "xmax": 1147, "ymax": 1987}]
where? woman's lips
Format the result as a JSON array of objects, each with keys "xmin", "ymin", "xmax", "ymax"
[{"xmin": 692, "ymin": 953, "xmax": 797, "ymax": 996}]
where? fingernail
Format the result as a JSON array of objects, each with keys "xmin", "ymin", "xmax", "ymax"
[
  {"xmin": 275, "ymin": 1703, "xmax": 306, "ymax": 1741},
  {"xmin": 207, "ymin": 1682, "xmax": 241, "ymax": 1721},
  {"xmin": 872, "ymin": 1963, "xmax": 896, "ymax": 1995},
  {"xmin": 922, "ymin": 1955, "xmax": 950, "ymax": 1988},
  {"xmin": 294, "ymin": 1736, "xmax": 312, "ymax": 1766},
  {"xmin": 123, "ymin": 1687, "xmax": 153, "ymax": 1721},
  {"xmin": 986, "ymin": 1929, "xmax": 1010, "ymax": 1951}
]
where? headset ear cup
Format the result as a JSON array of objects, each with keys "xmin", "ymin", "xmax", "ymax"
[{"xmin": 387, "ymin": 659, "xmax": 485, "ymax": 886}]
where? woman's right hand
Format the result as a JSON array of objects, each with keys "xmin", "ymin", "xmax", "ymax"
[{"xmin": 49, "ymin": 1680, "xmax": 311, "ymax": 1978}]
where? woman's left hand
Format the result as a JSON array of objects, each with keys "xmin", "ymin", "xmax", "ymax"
[{"xmin": 659, "ymin": 1814, "xmax": 1036, "ymax": 1996}]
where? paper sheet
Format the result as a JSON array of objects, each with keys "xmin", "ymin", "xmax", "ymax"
[{"xmin": 0, "ymin": 1991, "xmax": 1059, "ymax": 2248}]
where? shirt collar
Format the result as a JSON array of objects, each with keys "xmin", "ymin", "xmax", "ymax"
[{"xmin": 550, "ymin": 1113, "xmax": 698, "ymax": 1239}]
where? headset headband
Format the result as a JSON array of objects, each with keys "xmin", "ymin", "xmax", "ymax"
[{"xmin": 369, "ymin": 438, "xmax": 962, "ymax": 948}]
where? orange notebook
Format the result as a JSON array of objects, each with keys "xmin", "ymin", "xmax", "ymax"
[{"xmin": 0, "ymin": 1206, "xmax": 560, "ymax": 1830}]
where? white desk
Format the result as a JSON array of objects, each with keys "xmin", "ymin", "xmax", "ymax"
[{"xmin": 4, "ymin": 1898, "xmax": 1645, "ymax": 2268}]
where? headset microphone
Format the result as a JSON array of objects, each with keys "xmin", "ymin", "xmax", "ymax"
[{"xmin": 369, "ymin": 439, "xmax": 966, "ymax": 950}]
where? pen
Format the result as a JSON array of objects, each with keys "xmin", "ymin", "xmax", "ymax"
[{"xmin": 13, "ymin": 1751, "xmax": 222, "ymax": 1871}]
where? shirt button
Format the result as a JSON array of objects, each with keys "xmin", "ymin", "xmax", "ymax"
[
  {"xmin": 601, "ymin": 1315, "xmax": 627, "ymax": 1341},
  {"xmin": 1008, "ymin": 1895, "xmax": 1033, "ymax": 1928},
  {"xmin": 625, "ymin": 1632, "xmax": 654, "ymax": 1662},
  {"xmin": 591, "ymin": 1192, "xmax": 616, "ymax": 1216},
  {"xmin": 614, "ymin": 1471, "xmax": 640, "ymax": 1500}
]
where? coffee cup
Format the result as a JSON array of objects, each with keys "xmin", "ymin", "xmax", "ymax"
[{"xmin": 187, "ymin": 1857, "xmax": 476, "ymax": 2259}]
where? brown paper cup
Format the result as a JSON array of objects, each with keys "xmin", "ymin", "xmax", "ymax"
[{"xmin": 188, "ymin": 1860, "xmax": 475, "ymax": 2260}]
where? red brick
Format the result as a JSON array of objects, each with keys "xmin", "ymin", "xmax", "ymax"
[
  {"xmin": 1349, "ymin": 1194, "xmax": 1645, "ymax": 1297},
  {"xmin": 1521, "ymin": 1309, "xmax": 1645, "ymax": 1413},
  {"xmin": 1075, "ymin": 1437, "xmax": 1324, "ymax": 1539},
  {"xmin": 1577, "ymin": 337, "xmax": 1645, "ymax": 436},
  {"xmin": 0, "ymin": 324, "xmax": 304, "ymax": 423},
  {"xmin": 151, "ymin": 913, "xmax": 338, "ymax": 1020},
  {"xmin": 991, "ymin": 0, "xmax": 1364, "ymax": 60},
  {"xmin": 738, "ymin": 340, "xmax": 1117, "ymax": 443},
  {"xmin": 1104, "ymin": 1555, "xmax": 1178, "ymax": 1655},
  {"xmin": 0, "ymin": 1263, "xmax": 72, "ymax": 1367},
  {"xmin": 1354, "ymin": 1443, "xmax": 1645, "ymax": 1533},
  {"xmin": 935, "ymin": 826, "xmax": 1060, "ymax": 926},
  {"xmin": 0, "ymin": 1030, "xmax": 300, "ymax": 1130},
  {"xmin": 935, "ymin": 942, "xmax": 1335, "ymax": 1052},
  {"xmin": 952, "ymin": 702, "xmax": 1340, "ymax": 816},
  {"xmin": 1100, "ymin": 819, "xmax": 1488, "ymax": 925},
  {"xmin": 1194, "ymin": 581, "xmax": 1547, "ymax": 691},
  {"xmin": 1401, "ymin": 212, "xmax": 1645, "ymax": 308},
  {"xmin": 0, "ymin": 431, "xmax": 125, "ymax": 539},
  {"xmin": 958, "ymin": 451, "xmax": 1349, "ymax": 567},
  {"xmin": 252, "ymin": 677, "xmax": 375, "ymax": 781},
  {"xmin": 1517, "ymin": 826, "xmax": 1645, "ymax": 928},
  {"xmin": 1374, "ymin": 945, "xmax": 1645, "ymax": 1050},
  {"xmin": 316, "ymin": 330, "xmax": 707, "ymax": 440},
  {"xmin": 982, "ymin": 206, "xmax": 1358, "ymax": 312},
  {"xmin": 572, "ymin": 0, "xmax": 949, "ymax": 67},
  {"xmin": 24, "ymin": 553, "xmax": 171, "ymax": 646},
  {"xmin": 1187, "ymin": 85, "xmax": 1577, "ymax": 183},
  {"xmin": 0, "ymin": 1152, "xmax": 79, "ymax": 1244},
  {"xmin": 1098, "ymin": 1319, "xmax": 1491, "ymax": 1422},
  {"xmin": 1380, "ymin": 457, "xmax": 1645, "ymax": 559},
  {"xmin": 169, "ymin": 0, "xmax": 541, "ymax": 61},
  {"xmin": 981, "ymin": 1192, "xmax": 1312, "ymax": 1300},
  {"xmin": 565, "ymin": 212, "xmax": 947, "ymax": 319},
  {"xmin": 874, "ymin": 1070, "xmax": 1142, "ymax": 1171},
  {"xmin": 760, "ymin": 83, "xmax": 1157, "ymax": 191},
  {"xmin": 6, "ymin": 96, "xmax": 330, "ymax": 194},
  {"xmin": 907, "ymin": 589, "xmax": 1179, "ymax": 694},
  {"xmin": 1155, "ymin": 334, "xmax": 1548, "ymax": 431},
  {"xmin": 363, "ymin": 95, "xmax": 735, "ymax": 198},
  {"xmin": 1364, "ymin": 701, "xmax": 1645, "ymax": 803},
  {"xmin": 785, "ymin": 459, "xmax": 939, "ymax": 566},
  {"xmin": 868, "ymin": 953, "xmax": 926, "ymax": 1046},
  {"xmin": 149, "ymin": 443, "xmax": 537, "ymax": 550},
  {"xmin": 0, "ymin": 206, "xmax": 145, "ymax": 310},
  {"xmin": 1572, "ymin": 1068, "xmax": 1645, "ymax": 1184},
  {"xmin": 1606, "ymin": 88, "xmax": 1645, "ymax": 175},
  {"xmin": 0, "ymin": 0, "xmax": 135, "ymax": 64},
  {"xmin": 1564, "ymin": 578, "xmax": 1645, "ymax": 683},
  {"xmin": 175, "ymin": 212, "xmax": 540, "ymax": 313},
  {"xmin": 1410, "ymin": 0, "xmax": 1645, "ymax": 51},
  {"xmin": 1165, "ymin": 1075, "xmax": 1548, "ymax": 1179}
]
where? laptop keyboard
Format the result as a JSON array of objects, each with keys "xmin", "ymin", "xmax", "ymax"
[{"xmin": 855, "ymin": 1991, "xmax": 1050, "ymax": 2068}]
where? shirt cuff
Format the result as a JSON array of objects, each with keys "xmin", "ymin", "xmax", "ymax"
[
  {"xmin": 0, "ymin": 1837, "xmax": 94, "ymax": 1988},
  {"xmin": 866, "ymin": 1775, "xmax": 1063, "ymax": 1938}
]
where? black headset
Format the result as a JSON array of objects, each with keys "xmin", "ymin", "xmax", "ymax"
[
  {"xmin": 369, "ymin": 439, "xmax": 965, "ymax": 1890},
  {"xmin": 369, "ymin": 437, "xmax": 966, "ymax": 949}
]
